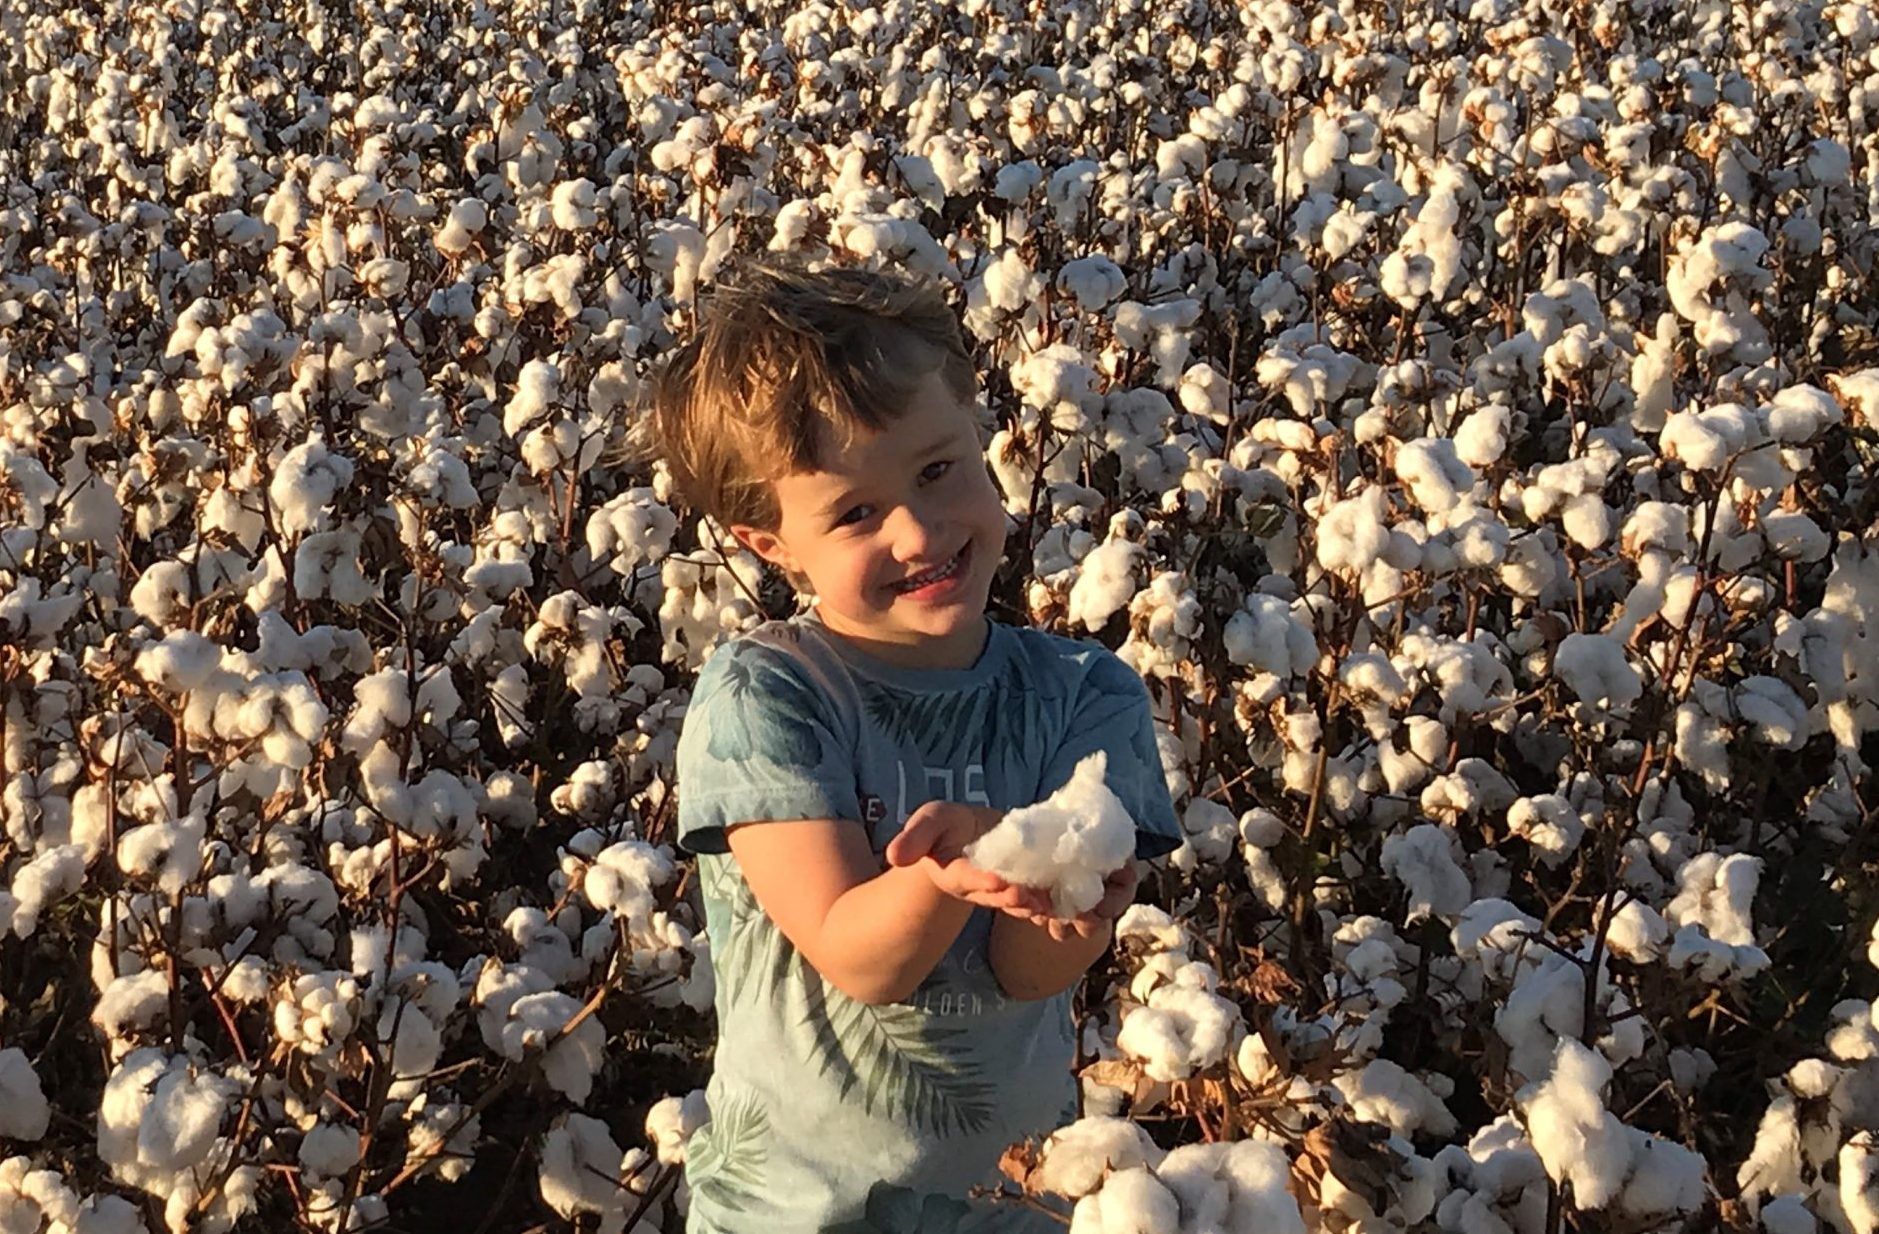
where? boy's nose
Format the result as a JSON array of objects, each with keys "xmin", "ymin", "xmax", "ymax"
[{"xmin": 887, "ymin": 502, "xmax": 944, "ymax": 562}]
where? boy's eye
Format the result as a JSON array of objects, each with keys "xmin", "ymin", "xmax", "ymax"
[
  {"xmin": 834, "ymin": 504, "xmax": 872, "ymax": 528},
  {"xmin": 920, "ymin": 460, "xmax": 952, "ymax": 483}
]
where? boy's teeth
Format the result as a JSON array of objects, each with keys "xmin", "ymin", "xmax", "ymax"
[{"xmin": 899, "ymin": 551, "xmax": 960, "ymax": 590}]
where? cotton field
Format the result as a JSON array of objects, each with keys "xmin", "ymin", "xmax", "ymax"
[{"xmin": 2, "ymin": 0, "xmax": 1877, "ymax": 1228}]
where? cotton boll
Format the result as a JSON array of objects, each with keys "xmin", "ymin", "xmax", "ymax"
[
  {"xmin": 298, "ymin": 1122, "xmax": 364, "ymax": 1178},
  {"xmin": 269, "ymin": 434, "xmax": 354, "ymax": 536},
  {"xmin": 1222, "ymin": 594, "xmax": 1317, "ymax": 678},
  {"xmin": 1845, "ymin": 1133, "xmax": 1879, "ymax": 1234},
  {"xmin": 1734, "ymin": 676, "xmax": 1810, "ymax": 749},
  {"xmin": 539, "ymin": 1112, "xmax": 628, "ymax": 1231},
  {"xmin": 1521, "ymin": 1039, "xmax": 1633, "ymax": 1209},
  {"xmin": 1506, "ymin": 795, "xmax": 1584, "ymax": 867},
  {"xmin": 1616, "ymin": 1130, "xmax": 1707, "ymax": 1217},
  {"xmin": 1396, "ymin": 437, "xmax": 1477, "ymax": 513},
  {"xmin": 1380, "ymin": 824, "xmax": 1471, "ymax": 921},
  {"xmin": 8, "ymin": 845, "xmax": 89, "ymax": 938},
  {"xmin": 490, "ymin": 988, "xmax": 604, "ymax": 1103},
  {"xmin": 1037, "ymin": 1118, "xmax": 1165, "ymax": 1198},
  {"xmin": 1116, "ymin": 981, "xmax": 1243, "ymax": 1082},
  {"xmin": 1067, "ymin": 538, "xmax": 1146, "ymax": 632},
  {"xmin": 133, "ymin": 630, "xmax": 222, "ymax": 693},
  {"xmin": 551, "ymin": 178, "xmax": 598, "ymax": 230},
  {"xmin": 0, "ymin": 1048, "xmax": 50, "ymax": 1141},
  {"xmin": 1316, "ymin": 486, "xmax": 1392, "ymax": 574},
  {"xmin": 1553, "ymin": 634, "xmax": 1642, "ymax": 711},
  {"xmin": 585, "ymin": 488, "xmax": 677, "ymax": 578},
  {"xmin": 1157, "ymin": 1139, "xmax": 1306, "ymax": 1234},
  {"xmin": 1665, "ymin": 853, "xmax": 1760, "ymax": 947},
  {"xmin": 581, "ymin": 841, "xmax": 677, "ymax": 926},
  {"xmin": 1334, "ymin": 1058, "xmax": 1459, "ymax": 1137},
  {"xmin": 1058, "ymin": 253, "xmax": 1128, "ymax": 311},
  {"xmin": 1603, "ymin": 898, "xmax": 1669, "ymax": 961},
  {"xmin": 644, "ymin": 1090, "xmax": 709, "ymax": 1165},
  {"xmin": 966, "ymin": 752, "xmax": 1135, "ymax": 917}
]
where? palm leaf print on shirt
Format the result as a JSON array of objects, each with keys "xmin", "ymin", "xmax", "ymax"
[
  {"xmin": 799, "ymin": 963, "xmax": 997, "ymax": 1139},
  {"xmin": 704, "ymin": 650, "xmax": 825, "ymax": 768},
  {"xmin": 860, "ymin": 682, "xmax": 990, "ymax": 767},
  {"xmin": 700, "ymin": 854, "xmax": 797, "ymax": 1010},
  {"xmin": 686, "ymin": 1090, "xmax": 770, "ymax": 1212},
  {"xmin": 712, "ymin": 864, "xmax": 997, "ymax": 1139}
]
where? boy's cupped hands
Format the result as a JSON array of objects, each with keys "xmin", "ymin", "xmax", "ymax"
[{"xmin": 885, "ymin": 801, "xmax": 1138, "ymax": 941}]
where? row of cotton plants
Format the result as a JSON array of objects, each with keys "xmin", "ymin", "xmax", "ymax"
[{"xmin": 2, "ymin": 0, "xmax": 1878, "ymax": 1228}]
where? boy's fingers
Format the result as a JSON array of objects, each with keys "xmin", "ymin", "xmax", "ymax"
[{"xmin": 884, "ymin": 818, "xmax": 939, "ymax": 866}]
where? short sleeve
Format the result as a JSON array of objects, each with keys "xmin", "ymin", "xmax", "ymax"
[
  {"xmin": 1036, "ymin": 647, "xmax": 1181, "ymax": 859},
  {"xmin": 675, "ymin": 637, "xmax": 861, "ymax": 856}
]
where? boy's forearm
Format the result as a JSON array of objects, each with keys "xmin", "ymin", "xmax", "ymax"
[
  {"xmin": 987, "ymin": 912, "xmax": 1112, "ymax": 1001},
  {"xmin": 813, "ymin": 863, "xmax": 977, "ymax": 1005}
]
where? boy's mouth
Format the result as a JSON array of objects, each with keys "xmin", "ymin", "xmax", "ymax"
[{"xmin": 891, "ymin": 542, "xmax": 970, "ymax": 594}]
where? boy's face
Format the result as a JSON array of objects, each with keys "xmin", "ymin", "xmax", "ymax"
[{"xmin": 731, "ymin": 368, "xmax": 1006, "ymax": 671}]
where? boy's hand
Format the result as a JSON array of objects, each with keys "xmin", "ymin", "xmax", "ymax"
[
  {"xmin": 1018, "ymin": 860, "xmax": 1140, "ymax": 943},
  {"xmin": 885, "ymin": 801, "xmax": 1052, "ymax": 917}
]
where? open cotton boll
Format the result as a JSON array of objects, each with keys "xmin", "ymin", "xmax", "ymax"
[
  {"xmin": 133, "ymin": 630, "xmax": 222, "ymax": 693},
  {"xmin": 1067, "ymin": 538, "xmax": 1146, "ymax": 632},
  {"xmin": 1603, "ymin": 898, "xmax": 1670, "ymax": 962},
  {"xmin": 1037, "ymin": 1117, "xmax": 1166, "ymax": 1199},
  {"xmin": 1506, "ymin": 795, "xmax": 1585, "ymax": 867},
  {"xmin": 1380, "ymin": 824, "xmax": 1472, "ymax": 921},
  {"xmin": 1082, "ymin": 1166, "xmax": 1180, "ymax": 1234},
  {"xmin": 965, "ymin": 752, "xmax": 1134, "ymax": 918},
  {"xmin": 644, "ymin": 1089, "xmax": 709, "ymax": 1165},
  {"xmin": 1222, "ymin": 593, "xmax": 1317, "ymax": 678},
  {"xmin": 1660, "ymin": 403, "xmax": 1764, "ymax": 473},
  {"xmin": 1116, "ymin": 979, "xmax": 1243, "ymax": 1082},
  {"xmin": 0, "ymin": 1048, "xmax": 49, "ymax": 1141},
  {"xmin": 586, "ymin": 484, "xmax": 683, "ymax": 578},
  {"xmin": 269, "ymin": 435, "xmax": 354, "ymax": 537},
  {"xmin": 505, "ymin": 359, "xmax": 561, "ymax": 437},
  {"xmin": 1734, "ymin": 676, "xmax": 1810, "ymax": 749},
  {"xmin": 1521, "ymin": 1038, "xmax": 1633, "ymax": 1209},
  {"xmin": 539, "ymin": 1113, "xmax": 629, "ymax": 1233},
  {"xmin": 1843, "ymin": 1133, "xmax": 1879, "ymax": 1234},
  {"xmin": 1334, "ymin": 1058, "xmax": 1459, "ymax": 1138},
  {"xmin": 1395, "ymin": 437, "xmax": 1477, "ymax": 513},
  {"xmin": 1553, "ymin": 634, "xmax": 1642, "ymax": 711},
  {"xmin": 1156, "ymin": 1139, "xmax": 1306, "ymax": 1234},
  {"xmin": 1316, "ymin": 486, "xmax": 1392, "ymax": 575},
  {"xmin": 581, "ymin": 841, "xmax": 677, "ymax": 926},
  {"xmin": 1058, "ymin": 253, "xmax": 1128, "ymax": 311},
  {"xmin": 496, "ymin": 990, "xmax": 605, "ymax": 1103},
  {"xmin": 1665, "ymin": 852, "xmax": 1761, "ymax": 947},
  {"xmin": 550, "ymin": 178, "xmax": 598, "ymax": 230},
  {"xmin": 298, "ymin": 1122, "xmax": 364, "ymax": 1178}
]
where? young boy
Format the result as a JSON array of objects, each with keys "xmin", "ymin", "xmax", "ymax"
[{"xmin": 651, "ymin": 257, "xmax": 1180, "ymax": 1232}]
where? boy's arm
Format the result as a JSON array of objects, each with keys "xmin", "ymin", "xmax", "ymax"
[
  {"xmin": 985, "ymin": 861, "xmax": 1139, "ymax": 1001},
  {"xmin": 728, "ymin": 810, "xmax": 1048, "ymax": 1006}
]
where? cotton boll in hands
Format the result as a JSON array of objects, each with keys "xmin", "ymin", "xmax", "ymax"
[{"xmin": 965, "ymin": 752, "xmax": 1134, "ymax": 918}]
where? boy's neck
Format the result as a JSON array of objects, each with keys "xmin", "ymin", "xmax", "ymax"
[{"xmin": 810, "ymin": 608, "xmax": 991, "ymax": 672}]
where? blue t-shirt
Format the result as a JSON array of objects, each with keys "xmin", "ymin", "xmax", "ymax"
[{"xmin": 674, "ymin": 610, "xmax": 1180, "ymax": 1233}]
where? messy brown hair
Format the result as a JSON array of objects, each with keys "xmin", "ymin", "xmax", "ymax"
[{"xmin": 645, "ymin": 255, "xmax": 979, "ymax": 534}]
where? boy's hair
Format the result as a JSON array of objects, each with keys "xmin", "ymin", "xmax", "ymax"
[{"xmin": 646, "ymin": 255, "xmax": 978, "ymax": 533}]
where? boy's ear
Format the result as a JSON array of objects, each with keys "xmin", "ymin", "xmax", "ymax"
[{"xmin": 728, "ymin": 524, "xmax": 799, "ymax": 576}]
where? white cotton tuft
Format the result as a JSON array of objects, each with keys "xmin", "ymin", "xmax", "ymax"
[
  {"xmin": 1521, "ymin": 1039, "xmax": 1633, "ymax": 1210},
  {"xmin": 1553, "ymin": 634, "xmax": 1642, "ymax": 710},
  {"xmin": 965, "ymin": 752, "xmax": 1135, "ymax": 918},
  {"xmin": 0, "ymin": 1048, "xmax": 50, "ymax": 1140},
  {"xmin": 1036, "ymin": 1117, "xmax": 1165, "ymax": 1198},
  {"xmin": 1380, "ymin": 824, "xmax": 1472, "ymax": 921}
]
